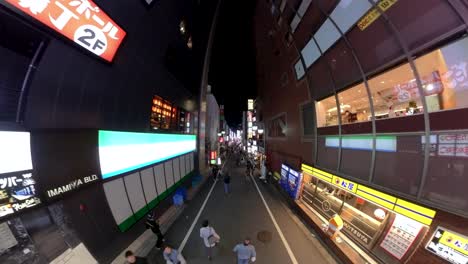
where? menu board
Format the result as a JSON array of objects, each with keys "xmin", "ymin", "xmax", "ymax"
[
  {"xmin": 426, "ymin": 226, "xmax": 468, "ymax": 264},
  {"xmin": 380, "ymin": 214, "xmax": 423, "ymax": 260},
  {"xmin": 0, "ymin": 131, "xmax": 41, "ymax": 219}
]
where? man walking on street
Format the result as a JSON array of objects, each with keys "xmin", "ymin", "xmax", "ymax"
[
  {"xmin": 223, "ymin": 171, "xmax": 231, "ymax": 194},
  {"xmin": 125, "ymin": 250, "xmax": 148, "ymax": 264},
  {"xmin": 200, "ymin": 220, "xmax": 220, "ymax": 260},
  {"xmin": 163, "ymin": 246, "xmax": 186, "ymax": 264},
  {"xmin": 145, "ymin": 213, "xmax": 164, "ymax": 249},
  {"xmin": 233, "ymin": 237, "xmax": 256, "ymax": 264}
]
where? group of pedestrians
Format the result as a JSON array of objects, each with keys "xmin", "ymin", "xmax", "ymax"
[
  {"xmin": 125, "ymin": 146, "xmax": 257, "ymax": 264},
  {"xmin": 199, "ymin": 219, "xmax": 257, "ymax": 263}
]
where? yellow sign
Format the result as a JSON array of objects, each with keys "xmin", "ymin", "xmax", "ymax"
[
  {"xmin": 301, "ymin": 163, "xmax": 436, "ymax": 226},
  {"xmin": 358, "ymin": 0, "xmax": 398, "ymax": 31},
  {"xmin": 356, "ymin": 185, "xmax": 396, "ymax": 210},
  {"xmin": 332, "ymin": 176, "xmax": 358, "ymax": 193},
  {"xmin": 440, "ymin": 229, "xmax": 468, "ymax": 255}
]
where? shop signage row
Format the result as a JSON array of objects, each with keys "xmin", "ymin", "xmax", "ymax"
[
  {"xmin": 422, "ymin": 133, "xmax": 468, "ymax": 157},
  {"xmin": 5, "ymin": 0, "xmax": 126, "ymax": 62},
  {"xmin": 426, "ymin": 226, "xmax": 468, "ymax": 264},
  {"xmin": 301, "ymin": 164, "xmax": 436, "ymax": 225}
]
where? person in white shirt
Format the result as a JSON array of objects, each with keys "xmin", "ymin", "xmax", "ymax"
[{"xmin": 199, "ymin": 220, "xmax": 220, "ymax": 261}]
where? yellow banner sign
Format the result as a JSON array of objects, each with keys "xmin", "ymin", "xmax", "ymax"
[
  {"xmin": 440, "ymin": 229, "xmax": 468, "ymax": 255},
  {"xmin": 358, "ymin": 0, "xmax": 398, "ymax": 31}
]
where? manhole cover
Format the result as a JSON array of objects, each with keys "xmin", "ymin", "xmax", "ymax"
[{"xmin": 257, "ymin": 230, "xmax": 272, "ymax": 243}]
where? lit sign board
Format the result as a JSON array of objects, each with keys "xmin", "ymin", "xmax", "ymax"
[
  {"xmin": 325, "ymin": 136, "xmax": 397, "ymax": 152},
  {"xmin": 248, "ymin": 99, "xmax": 254, "ymax": 110},
  {"xmin": 301, "ymin": 163, "xmax": 436, "ymax": 225},
  {"xmin": 99, "ymin": 131, "xmax": 196, "ymax": 179},
  {"xmin": 6, "ymin": 0, "xmax": 126, "ymax": 62},
  {"xmin": 426, "ymin": 227, "xmax": 468, "ymax": 264},
  {"xmin": 0, "ymin": 132, "xmax": 41, "ymax": 219},
  {"xmin": 332, "ymin": 176, "xmax": 357, "ymax": 193}
]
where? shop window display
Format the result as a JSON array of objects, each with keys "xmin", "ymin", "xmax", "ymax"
[
  {"xmin": 308, "ymin": 180, "xmax": 344, "ymax": 219},
  {"xmin": 315, "ymin": 36, "xmax": 468, "ymax": 128},
  {"xmin": 315, "ymin": 96, "xmax": 338, "ymax": 127},
  {"xmin": 340, "ymin": 192, "xmax": 388, "ymax": 248}
]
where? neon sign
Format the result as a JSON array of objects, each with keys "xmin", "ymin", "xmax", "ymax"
[{"xmin": 6, "ymin": 0, "xmax": 126, "ymax": 62}]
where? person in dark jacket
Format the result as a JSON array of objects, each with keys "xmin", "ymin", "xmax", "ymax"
[
  {"xmin": 125, "ymin": 250, "xmax": 147, "ymax": 264},
  {"xmin": 145, "ymin": 213, "xmax": 164, "ymax": 249},
  {"xmin": 223, "ymin": 172, "xmax": 231, "ymax": 194}
]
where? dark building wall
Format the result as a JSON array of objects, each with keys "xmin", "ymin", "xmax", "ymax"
[
  {"xmin": 11, "ymin": 0, "xmax": 197, "ymax": 130},
  {"xmin": 255, "ymin": 0, "xmax": 313, "ymax": 171}
]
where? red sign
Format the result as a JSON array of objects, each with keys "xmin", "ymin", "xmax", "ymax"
[
  {"xmin": 210, "ymin": 151, "xmax": 217, "ymax": 160},
  {"xmin": 393, "ymin": 71, "xmax": 444, "ymax": 102},
  {"xmin": 6, "ymin": 0, "xmax": 126, "ymax": 62}
]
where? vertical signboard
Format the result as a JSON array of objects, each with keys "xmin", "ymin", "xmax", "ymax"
[
  {"xmin": 0, "ymin": 131, "xmax": 41, "ymax": 219},
  {"xmin": 5, "ymin": 0, "xmax": 126, "ymax": 62}
]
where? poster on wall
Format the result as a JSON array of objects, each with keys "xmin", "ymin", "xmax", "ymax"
[
  {"xmin": 380, "ymin": 214, "xmax": 423, "ymax": 260},
  {"xmin": 0, "ymin": 132, "xmax": 41, "ymax": 219},
  {"xmin": 426, "ymin": 226, "xmax": 468, "ymax": 264},
  {"xmin": 5, "ymin": 0, "xmax": 126, "ymax": 62}
]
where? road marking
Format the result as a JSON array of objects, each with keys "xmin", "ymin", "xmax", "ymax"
[
  {"xmin": 250, "ymin": 175, "xmax": 299, "ymax": 264},
  {"xmin": 178, "ymin": 157, "xmax": 229, "ymax": 253}
]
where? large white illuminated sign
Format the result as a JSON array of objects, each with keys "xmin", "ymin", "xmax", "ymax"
[
  {"xmin": 326, "ymin": 136, "xmax": 397, "ymax": 152},
  {"xmin": 0, "ymin": 132, "xmax": 33, "ymax": 174},
  {"xmin": 99, "ymin": 131, "xmax": 196, "ymax": 179}
]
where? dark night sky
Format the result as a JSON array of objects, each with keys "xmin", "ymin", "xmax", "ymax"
[{"xmin": 209, "ymin": 0, "xmax": 257, "ymax": 128}]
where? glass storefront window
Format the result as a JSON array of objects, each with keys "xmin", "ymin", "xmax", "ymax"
[
  {"xmin": 315, "ymin": 96, "xmax": 338, "ymax": 127},
  {"xmin": 309, "ymin": 180, "xmax": 344, "ymax": 219},
  {"xmin": 368, "ymin": 63, "xmax": 423, "ymax": 120},
  {"xmin": 337, "ymin": 83, "xmax": 370, "ymax": 125},
  {"xmin": 340, "ymin": 192, "xmax": 388, "ymax": 248},
  {"xmin": 414, "ymin": 37, "xmax": 468, "ymax": 112}
]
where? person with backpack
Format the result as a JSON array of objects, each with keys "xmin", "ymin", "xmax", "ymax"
[
  {"xmin": 223, "ymin": 171, "xmax": 231, "ymax": 194},
  {"xmin": 199, "ymin": 220, "xmax": 220, "ymax": 261},
  {"xmin": 145, "ymin": 213, "xmax": 164, "ymax": 249}
]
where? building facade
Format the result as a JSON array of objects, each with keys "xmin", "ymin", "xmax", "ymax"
[{"xmin": 255, "ymin": 0, "xmax": 468, "ymax": 263}]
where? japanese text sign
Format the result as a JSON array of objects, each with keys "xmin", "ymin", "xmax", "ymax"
[
  {"xmin": 6, "ymin": 0, "xmax": 126, "ymax": 62},
  {"xmin": 332, "ymin": 176, "xmax": 358, "ymax": 193}
]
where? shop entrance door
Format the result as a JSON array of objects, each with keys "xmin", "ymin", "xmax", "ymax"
[{"xmin": 20, "ymin": 208, "xmax": 69, "ymax": 262}]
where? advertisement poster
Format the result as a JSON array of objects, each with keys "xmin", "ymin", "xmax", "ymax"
[
  {"xmin": 6, "ymin": 0, "xmax": 126, "ymax": 62},
  {"xmin": 380, "ymin": 214, "xmax": 423, "ymax": 260},
  {"xmin": 426, "ymin": 227, "xmax": 468, "ymax": 264},
  {"xmin": 0, "ymin": 132, "xmax": 41, "ymax": 220}
]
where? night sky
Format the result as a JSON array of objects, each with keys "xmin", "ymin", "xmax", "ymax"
[{"xmin": 208, "ymin": 0, "xmax": 257, "ymax": 128}]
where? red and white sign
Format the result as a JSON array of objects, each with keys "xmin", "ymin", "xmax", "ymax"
[
  {"xmin": 439, "ymin": 134, "xmax": 468, "ymax": 144},
  {"xmin": 393, "ymin": 71, "xmax": 444, "ymax": 103},
  {"xmin": 438, "ymin": 144, "xmax": 468, "ymax": 157},
  {"xmin": 6, "ymin": 0, "xmax": 126, "ymax": 62}
]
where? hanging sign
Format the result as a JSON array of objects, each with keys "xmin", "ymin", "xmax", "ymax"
[{"xmin": 6, "ymin": 0, "xmax": 126, "ymax": 62}]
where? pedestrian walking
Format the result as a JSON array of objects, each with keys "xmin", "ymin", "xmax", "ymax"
[
  {"xmin": 223, "ymin": 172, "xmax": 231, "ymax": 194},
  {"xmin": 125, "ymin": 250, "xmax": 148, "ymax": 264},
  {"xmin": 233, "ymin": 237, "xmax": 257, "ymax": 264},
  {"xmin": 199, "ymin": 220, "xmax": 220, "ymax": 261},
  {"xmin": 163, "ymin": 246, "xmax": 186, "ymax": 264},
  {"xmin": 145, "ymin": 213, "xmax": 164, "ymax": 249}
]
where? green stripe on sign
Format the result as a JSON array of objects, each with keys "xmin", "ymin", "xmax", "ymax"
[{"xmin": 118, "ymin": 170, "xmax": 195, "ymax": 232}]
